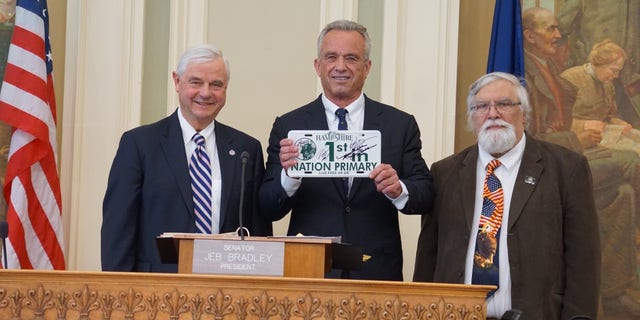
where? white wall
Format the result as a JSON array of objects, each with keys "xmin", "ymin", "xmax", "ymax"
[{"xmin": 61, "ymin": 0, "xmax": 459, "ymax": 281}]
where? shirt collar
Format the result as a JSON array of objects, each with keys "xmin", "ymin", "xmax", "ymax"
[
  {"xmin": 177, "ymin": 108, "xmax": 216, "ymax": 145},
  {"xmin": 321, "ymin": 93, "xmax": 365, "ymax": 121}
]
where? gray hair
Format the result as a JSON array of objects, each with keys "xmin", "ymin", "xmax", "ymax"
[
  {"xmin": 317, "ymin": 20, "xmax": 371, "ymax": 60},
  {"xmin": 466, "ymin": 72, "xmax": 531, "ymax": 130},
  {"xmin": 175, "ymin": 44, "xmax": 230, "ymax": 80}
]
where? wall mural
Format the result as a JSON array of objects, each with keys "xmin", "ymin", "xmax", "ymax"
[{"xmin": 523, "ymin": 1, "xmax": 640, "ymax": 318}]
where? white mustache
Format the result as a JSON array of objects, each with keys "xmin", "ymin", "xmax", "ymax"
[{"xmin": 480, "ymin": 119, "xmax": 513, "ymax": 133}]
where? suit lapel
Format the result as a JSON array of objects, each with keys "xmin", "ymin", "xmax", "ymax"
[
  {"xmin": 160, "ymin": 111, "xmax": 194, "ymax": 217},
  {"xmin": 348, "ymin": 97, "xmax": 383, "ymax": 199},
  {"xmin": 306, "ymin": 96, "xmax": 331, "ymax": 129},
  {"xmin": 460, "ymin": 148, "xmax": 479, "ymax": 231},
  {"xmin": 362, "ymin": 97, "xmax": 383, "ymax": 131},
  {"xmin": 215, "ymin": 123, "xmax": 239, "ymax": 227},
  {"xmin": 507, "ymin": 134, "xmax": 543, "ymax": 229}
]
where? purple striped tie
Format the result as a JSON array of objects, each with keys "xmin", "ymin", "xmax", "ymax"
[{"xmin": 189, "ymin": 133, "xmax": 213, "ymax": 234}]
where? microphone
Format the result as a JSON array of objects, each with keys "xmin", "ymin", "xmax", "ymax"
[
  {"xmin": 0, "ymin": 221, "xmax": 8, "ymax": 269},
  {"xmin": 237, "ymin": 151, "xmax": 250, "ymax": 240},
  {"xmin": 500, "ymin": 309, "xmax": 522, "ymax": 320}
]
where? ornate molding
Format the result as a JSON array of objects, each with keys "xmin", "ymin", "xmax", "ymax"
[{"xmin": 0, "ymin": 270, "xmax": 488, "ymax": 320}]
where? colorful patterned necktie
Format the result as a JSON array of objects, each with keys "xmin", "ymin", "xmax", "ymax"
[
  {"xmin": 472, "ymin": 159, "xmax": 503, "ymax": 295},
  {"xmin": 335, "ymin": 108, "xmax": 349, "ymax": 195},
  {"xmin": 189, "ymin": 133, "xmax": 213, "ymax": 234}
]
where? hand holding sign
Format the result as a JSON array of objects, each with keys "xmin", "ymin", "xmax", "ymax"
[
  {"xmin": 369, "ymin": 163, "xmax": 402, "ymax": 199},
  {"xmin": 279, "ymin": 138, "xmax": 299, "ymax": 177}
]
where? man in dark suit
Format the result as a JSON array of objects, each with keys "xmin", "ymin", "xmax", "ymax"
[
  {"xmin": 102, "ymin": 44, "xmax": 272, "ymax": 272},
  {"xmin": 259, "ymin": 20, "xmax": 435, "ymax": 281},
  {"xmin": 413, "ymin": 72, "xmax": 600, "ymax": 319}
]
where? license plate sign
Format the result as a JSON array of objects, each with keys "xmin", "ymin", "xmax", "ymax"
[{"xmin": 287, "ymin": 130, "xmax": 381, "ymax": 177}]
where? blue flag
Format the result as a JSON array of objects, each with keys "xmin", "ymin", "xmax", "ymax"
[{"xmin": 486, "ymin": 0, "xmax": 524, "ymax": 78}]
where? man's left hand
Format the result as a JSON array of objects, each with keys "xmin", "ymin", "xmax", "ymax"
[{"xmin": 369, "ymin": 164, "xmax": 402, "ymax": 199}]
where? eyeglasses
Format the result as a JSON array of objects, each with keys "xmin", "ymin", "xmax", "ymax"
[{"xmin": 470, "ymin": 100, "xmax": 521, "ymax": 114}]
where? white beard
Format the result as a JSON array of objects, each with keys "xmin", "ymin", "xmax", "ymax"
[{"xmin": 477, "ymin": 119, "xmax": 517, "ymax": 155}]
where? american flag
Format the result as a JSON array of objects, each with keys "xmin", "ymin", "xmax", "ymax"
[{"xmin": 0, "ymin": 0, "xmax": 64, "ymax": 269}]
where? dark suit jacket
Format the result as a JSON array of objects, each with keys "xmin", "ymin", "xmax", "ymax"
[
  {"xmin": 102, "ymin": 110, "xmax": 272, "ymax": 272},
  {"xmin": 413, "ymin": 133, "xmax": 600, "ymax": 319},
  {"xmin": 259, "ymin": 95, "xmax": 434, "ymax": 281}
]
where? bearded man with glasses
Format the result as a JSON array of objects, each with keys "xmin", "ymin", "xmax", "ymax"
[{"xmin": 414, "ymin": 72, "xmax": 600, "ymax": 320}]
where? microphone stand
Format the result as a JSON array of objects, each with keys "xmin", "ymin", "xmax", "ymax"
[
  {"xmin": 238, "ymin": 151, "xmax": 249, "ymax": 240},
  {"xmin": 1, "ymin": 237, "xmax": 6, "ymax": 269},
  {"xmin": 0, "ymin": 221, "xmax": 8, "ymax": 268}
]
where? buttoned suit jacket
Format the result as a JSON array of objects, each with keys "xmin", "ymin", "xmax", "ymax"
[
  {"xmin": 102, "ymin": 110, "xmax": 272, "ymax": 272},
  {"xmin": 413, "ymin": 133, "xmax": 600, "ymax": 319},
  {"xmin": 259, "ymin": 95, "xmax": 434, "ymax": 281}
]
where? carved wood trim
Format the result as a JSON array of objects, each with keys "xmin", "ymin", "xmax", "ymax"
[{"xmin": 0, "ymin": 270, "xmax": 489, "ymax": 320}]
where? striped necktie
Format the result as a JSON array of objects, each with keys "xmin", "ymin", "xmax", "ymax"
[
  {"xmin": 472, "ymin": 159, "xmax": 504, "ymax": 296},
  {"xmin": 189, "ymin": 133, "xmax": 213, "ymax": 234},
  {"xmin": 335, "ymin": 108, "xmax": 349, "ymax": 195}
]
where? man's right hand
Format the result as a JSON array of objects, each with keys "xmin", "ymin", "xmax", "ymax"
[
  {"xmin": 577, "ymin": 129, "xmax": 602, "ymax": 148},
  {"xmin": 279, "ymin": 138, "xmax": 299, "ymax": 175}
]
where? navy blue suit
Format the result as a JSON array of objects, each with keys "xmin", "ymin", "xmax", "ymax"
[
  {"xmin": 102, "ymin": 111, "xmax": 272, "ymax": 272},
  {"xmin": 259, "ymin": 95, "xmax": 434, "ymax": 280}
]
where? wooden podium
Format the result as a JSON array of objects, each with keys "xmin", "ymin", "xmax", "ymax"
[{"xmin": 156, "ymin": 233, "xmax": 359, "ymax": 278}]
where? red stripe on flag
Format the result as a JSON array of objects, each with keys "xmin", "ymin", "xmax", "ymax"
[
  {"xmin": 0, "ymin": 100, "xmax": 51, "ymax": 145},
  {"xmin": 11, "ymin": 25, "xmax": 45, "ymax": 56},
  {"xmin": 41, "ymin": 150, "xmax": 62, "ymax": 210},
  {"xmin": 5, "ymin": 139, "xmax": 61, "ymax": 209},
  {"xmin": 20, "ymin": 167, "xmax": 64, "ymax": 269},
  {"xmin": 3, "ymin": 62, "xmax": 49, "ymax": 103},
  {"xmin": 5, "ymin": 203, "xmax": 34, "ymax": 269}
]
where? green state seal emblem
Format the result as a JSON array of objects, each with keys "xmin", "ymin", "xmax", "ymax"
[{"xmin": 295, "ymin": 138, "xmax": 316, "ymax": 160}]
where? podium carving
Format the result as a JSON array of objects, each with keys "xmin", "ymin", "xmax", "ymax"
[{"xmin": 0, "ymin": 270, "xmax": 490, "ymax": 319}]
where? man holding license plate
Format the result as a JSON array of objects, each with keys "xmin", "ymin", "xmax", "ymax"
[{"xmin": 259, "ymin": 20, "xmax": 435, "ymax": 280}]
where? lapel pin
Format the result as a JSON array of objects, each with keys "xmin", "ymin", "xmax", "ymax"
[
  {"xmin": 524, "ymin": 176, "xmax": 536, "ymax": 185},
  {"xmin": 229, "ymin": 149, "xmax": 236, "ymax": 156}
]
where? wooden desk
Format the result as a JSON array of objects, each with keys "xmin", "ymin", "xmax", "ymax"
[{"xmin": 0, "ymin": 270, "xmax": 491, "ymax": 319}]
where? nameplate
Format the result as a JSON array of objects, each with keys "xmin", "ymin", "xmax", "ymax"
[{"xmin": 192, "ymin": 239, "xmax": 284, "ymax": 276}]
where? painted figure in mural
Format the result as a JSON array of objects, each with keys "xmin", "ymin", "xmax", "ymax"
[
  {"xmin": 557, "ymin": 0, "xmax": 640, "ymax": 128},
  {"xmin": 0, "ymin": 0, "xmax": 15, "ymax": 24},
  {"xmin": 561, "ymin": 39, "xmax": 640, "ymax": 156},
  {"xmin": 523, "ymin": 6, "xmax": 640, "ymax": 317}
]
